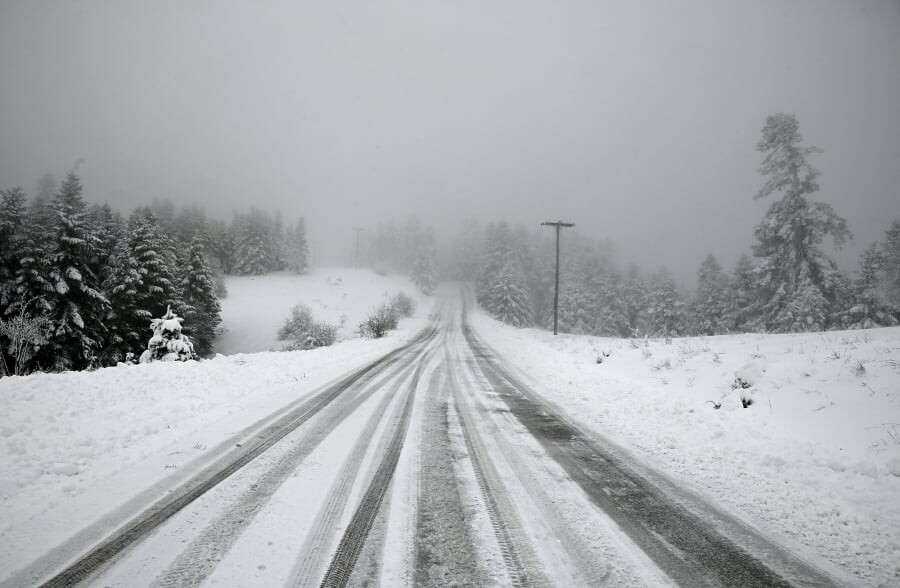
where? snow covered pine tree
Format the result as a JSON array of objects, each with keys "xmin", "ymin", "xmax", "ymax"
[
  {"xmin": 749, "ymin": 113, "xmax": 850, "ymax": 332},
  {"xmin": 139, "ymin": 306, "xmax": 198, "ymax": 363}
]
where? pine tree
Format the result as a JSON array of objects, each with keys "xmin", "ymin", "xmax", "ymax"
[
  {"xmin": 410, "ymin": 228, "xmax": 437, "ymax": 295},
  {"xmin": 881, "ymin": 220, "xmax": 900, "ymax": 322},
  {"xmin": 139, "ymin": 306, "xmax": 197, "ymax": 363},
  {"xmin": 591, "ymin": 267, "xmax": 628, "ymax": 337},
  {"xmin": 173, "ymin": 204, "xmax": 207, "ymax": 244},
  {"xmin": 39, "ymin": 172, "xmax": 110, "ymax": 370},
  {"xmin": 0, "ymin": 187, "xmax": 28, "ymax": 313},
  {"xmin": 234, "ymin": 209, "xmax": 273, "ymax": 275},
  {"xmin": 87, "ymin": 203, "xmax": 126, "ymax": 285},
  {"xmin": 692, "ymin": 254, "xmax": 733, "ymax": 335},
  {"xmin": 128, "ymin": 207, "xmax": 184, "ymax": 321},
  {"xmin": 269, "ymin": 211, "xmax": 287, "ymax": 271},
  {"xmin": 477, "ymin": 223, "xmax": 502, "ymax": 306},
  {"xmin": 620, "ymin": 264, "xmax": 648, "ymax": 336},
  {"xmin": 486, "ymin": 264, "xmax": 534, "ymax": 327},
  {"xmin": 642, "ymin": 268, "xmax": 684, "ymax": 337},
  {"xmin": 206, "ymin": 218, "xmax": 235, "ymax": 274},
  {"xmin": 725, "ymin": 255, "xmax": 755, "ymax": 332},
  {"xmin": 179, "ymin": 235, "xmax": 222, "ymax": 356},
  {"xmin": 750, "ymin": 113, "xmax": 851, "ymax": 332},
  {"xmin": 102, "ymin": 238, "xmax": 147, "ymax": 364},
  {"xmin": 479, "ymin": 222, "xmax": 533, "ymax": 327},
  {"xmin": 285, "ymin": 217, "xmax": 310, "ymax": 274},
  {"xmin": 450, "ymin": 217, "xmax": 482, "ymax": 281}
]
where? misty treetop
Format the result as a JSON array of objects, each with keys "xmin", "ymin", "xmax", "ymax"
[
  {"xmin": 358, "ymin": 216, "xmax": 438, "ymax": 297},
  {"xmin": 749, "ymin": 113, "xmax": 852, "ymax": 332},
  {"xmin": 457, "ymin": 114, "xmax": 899, "ymax": 337}
]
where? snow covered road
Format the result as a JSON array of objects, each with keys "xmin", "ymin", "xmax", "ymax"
[{"xmin": 2, "ymin": 290, "xmax": 846, "ymax": 587}]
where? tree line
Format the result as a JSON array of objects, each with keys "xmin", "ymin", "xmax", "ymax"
[
  {"xmin": 360, "ymin": 216, "xmax": 438, "ymax": 296},
  {"xmin": 457, "ymin": 114, "xmax": 900, "ymax": 336},
  {"xmin": 0, "ymin": 173, "xmax": 310, "ymax": 375}
]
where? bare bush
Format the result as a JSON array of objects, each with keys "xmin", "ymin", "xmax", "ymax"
[
  {"xmin": 0, "ymin": 305, "xmax": 49, "ymax": 376},
  {"xmin": 278, "ymin": 304, "xmax": 337, "ymax": 350},
  {"xmin": 359, "ymin": 303, "xmax": 399, "ymax": 339},
  {"xmin": 390, "ymin": 292, "xmax": 416, "ymax": 318}
]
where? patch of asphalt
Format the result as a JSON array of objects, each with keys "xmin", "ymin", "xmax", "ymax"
[{"xmin": 461, "ymin": 316, "xmax": 840, "ymax": 588}]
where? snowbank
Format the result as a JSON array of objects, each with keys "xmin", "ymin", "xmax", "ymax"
[{"xmin": 470, "ymin": 311, "xmax": 900, "ymax": 586}]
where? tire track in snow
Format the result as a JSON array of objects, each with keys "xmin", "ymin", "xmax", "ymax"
[
  {"xmin": 412, "ymin": 365, "xmax": 486, "ymax": 587},
  {"xmin": 285, "ymin": 362, "xmax": 411, "ymax": 588},
  {"xmin": 456, "ymin": 341, "xmax": 654, "ymax": 586},
  {"xmin": 445, "ymin": 348, "xmax": 547, "ymax": 588},
  {"xmin": 151, "ymin": 334, "xmax": 438, "ymax": 588},
  {"xmin": 318, "ymin": 349, "xmax": 433, "ymax": 588},
  {"xmin": 26, "ymin": 325, "xmax": 438, "ymax": 588}
]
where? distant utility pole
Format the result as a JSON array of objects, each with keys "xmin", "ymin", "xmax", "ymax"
[
  {"xmin": 541, "ymin": 220, "xmax": 575, "ymax": 335},
  {"xmin": 353, "ymin": 227, "xmax": 363, "ymax": 268}
]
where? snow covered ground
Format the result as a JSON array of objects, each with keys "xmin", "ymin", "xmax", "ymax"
[
  {"xmin": 0, "ymin": 269, "xmax": 430, "ymax": 583},
  {"xmin": 215, "ymin": 268, "xmax": 424, "ymax": 354},
  {"xmin": 2, "ymin": 274, "xmax": 899, "ymax": 586},
  {"xmin": 469, "ymin": 310, "xmax": 900, "ymax": 586}
]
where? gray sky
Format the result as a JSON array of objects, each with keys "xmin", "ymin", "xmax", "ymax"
[{"xmin": 1, "ymin": 0, "xmax": 898, "ymax": 283}]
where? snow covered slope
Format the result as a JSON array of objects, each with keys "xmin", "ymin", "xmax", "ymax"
[
  {"xmin": 216, "ymin": 268, "xmax": 424, "ymax": 354},
  {"xmin": 469, "ymin": 310, "xmax": 900, "ymax": 586}
]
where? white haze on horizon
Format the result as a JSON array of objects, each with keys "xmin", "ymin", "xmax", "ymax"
[{"xmin": 1, "ymin": 0, "xmax": 898, "ymax": 285}]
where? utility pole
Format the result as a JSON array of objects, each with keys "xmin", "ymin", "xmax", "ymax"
[
  {"xmin": 352, "ymin": 227, "xmax": 363, "ymax": 268},
  {"xmin": 541, "ymin": 220, "xmax": 575, "ymax": 335}
]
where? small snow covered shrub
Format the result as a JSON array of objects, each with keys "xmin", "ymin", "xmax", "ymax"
[
  {"xmin": 278, "ymin": 304, "xmax": 337, "ymax": 350},
  {"xmin": 140, "ymin": 306, "xmax": 198, "ymax": 363},
  {"xmin": 359, "ymin": 303, "xmax": 399, "ymax": 339},
  {"xmin": 390, "ymin": 292, "xmax": 416, "ymax": 318}
]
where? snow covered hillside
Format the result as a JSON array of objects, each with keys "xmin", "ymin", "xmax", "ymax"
[
  {"xmin": 216, "ymin": 268, "xmax": 426, "ymax": 354},
  {"xmin": 470, "ymin": 310, "xmax": 900, "ymax": 586}
]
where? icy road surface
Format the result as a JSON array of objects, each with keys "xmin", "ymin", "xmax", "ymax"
[{"xmin": 3, "ymin": 291, "xmax": 842, "ymax": 587}]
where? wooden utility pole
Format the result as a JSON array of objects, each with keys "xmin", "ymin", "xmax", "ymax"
[
  {"xmin": 352, "ymin": 227, "xmax": 363, "ymax": 268},
  {"xmin": 541, "ymin": 220, "xmax": 575, "ymax": 335}
]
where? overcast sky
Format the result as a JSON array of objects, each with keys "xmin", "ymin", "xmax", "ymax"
[{"xmin": 1, "ymin": 0, "xmax": 898, "ymax": 283}]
